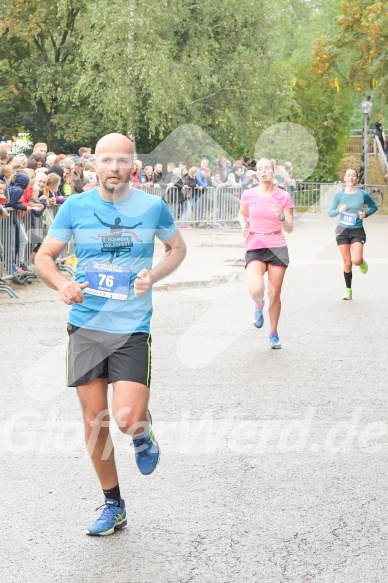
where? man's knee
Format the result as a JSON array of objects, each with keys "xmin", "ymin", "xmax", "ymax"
[
  {"xmin": 81, "ymin": 406, "xmax": 111, "ymax": 434},
  {"xmin": 114, "ymin": 407, "xmax": 148, "ymax": 435}
]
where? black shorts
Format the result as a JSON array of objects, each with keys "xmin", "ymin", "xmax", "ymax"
[
  {"xmin": 335, "ymin": 226, "xmax": 366, "ymax": 246},
  {"xmin": 66, "ymin": 324, "xmax": 152, "ymax": 387},
  {"xmin": 245, "ymin": 247, "xmax": 289, "ymax": 269}
]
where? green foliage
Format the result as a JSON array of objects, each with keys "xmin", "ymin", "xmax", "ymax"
[
  {"xmin": 0, "ymin": 0, "xmax": 363, "ymax": 180},
  {"xmin": 0, "ymin": 0, "xmax": 88, "ymax": 147},
  {"xmin": 80, "ymin": 0, "xmax": 297, "ymax": 158},
  {"xmin": 282, "ymin": 0, "xmax": 355, "ymax": 180},
  {"xmin": 313, "ymin": 0, "xmax": 388, "ymax": 97},
  {"xmin": 293, "ymin": 74, "xmax": 353, "ymax": 181}
]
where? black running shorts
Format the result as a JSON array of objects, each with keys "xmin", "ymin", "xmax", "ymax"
[
  {"xmin": 66, "ymin": 324, "xmax": 152, "ymax": 387},
  {"xmin": 335, "ymin": 226, "xmax": 366, "ymax": 246},
  {"xmin": 245, "ymin": 246, "xmax": 289, "ymax": 269}
]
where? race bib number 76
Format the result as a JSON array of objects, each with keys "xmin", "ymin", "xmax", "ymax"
[{"xmin": 85, "ymin": 260, "xmax": 131, "ymax": 300}]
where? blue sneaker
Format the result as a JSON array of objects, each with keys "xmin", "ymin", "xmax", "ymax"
[
  {"xmin": 87, "ymin": 498, "xmax": 127, "ymax": 536},
  {"xmin": 269, "ymin": 333, "xmax": 281, "ymax": 349},
  {"xmin": 253, "ymin": 301, "xmax": 264, "ymax": 328},
  {"xmin": 133, "ymin": 427, "xmax": 160, "ymax": 475}
]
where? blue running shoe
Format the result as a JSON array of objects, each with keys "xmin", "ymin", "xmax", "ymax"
[
  {"xmin": 269, "ymin": 333, "xmax": 281, "ymax": 349},
  {"xmin": 253, "ymin": 301, "xmax": 264, "ymax": 328},
  {"xmin": 87, "ymin": 498, "xmax": 127, "ymax": 536},
  {"xmin": 133, "ymin": 428, "xmax": 160, "ymax": 475}
]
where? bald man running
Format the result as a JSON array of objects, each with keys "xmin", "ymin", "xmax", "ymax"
[{"xmin": 36, "ymin": 133, "xmax": 186, "ymax": 536}]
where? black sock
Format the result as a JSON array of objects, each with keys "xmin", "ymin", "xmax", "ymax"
[
  {"xmin": 103, "ymin": 484, "xmax": 121, "ymax": 504},
  {"xmin": 344, "ymin": 271, "xmax": 352, "ymax": 289}
]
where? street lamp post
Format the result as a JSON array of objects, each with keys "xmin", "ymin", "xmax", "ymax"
[{"xmin": 360, "ymin": 98, "xmax": 373, "ymax": 186}]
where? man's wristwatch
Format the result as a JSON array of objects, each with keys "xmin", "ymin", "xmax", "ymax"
[{"xmin": 279, "ymin": 215, "xmax": 285, "ymax": 222}]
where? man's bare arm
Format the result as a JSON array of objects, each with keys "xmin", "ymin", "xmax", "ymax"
[
  {"xmin": 134, "ymin": 231, "xmax": 187, "ymax": 296},
  {"xmin": 35, "ymin": 235, "xmax": 89, "ymax": 305}
]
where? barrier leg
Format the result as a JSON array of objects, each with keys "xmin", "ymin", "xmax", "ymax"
[
  {"xmin": 58, "ymin": 264, "xmax": 76, "ymax": 276},
  {"xmin": 22, "ymin": 272, "xmax": 40, "ymax": 283},
  {"xmin": 0, "ymin": 281, "xmax": 18, "ymax": 298}
]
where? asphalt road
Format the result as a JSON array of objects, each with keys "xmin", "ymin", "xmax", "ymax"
[{"xmin": 1, "ymin": 212, "xmax": 388, "ymax": 582}]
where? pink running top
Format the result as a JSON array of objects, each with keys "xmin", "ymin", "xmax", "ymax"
[{"xmin": 241, "ymin": 186, "xmax": 293, "ymax": 250}]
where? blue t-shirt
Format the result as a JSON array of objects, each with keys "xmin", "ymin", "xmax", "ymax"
[
  {"xmin": 49, "ymin": 187, "xmax": 177, "ymax": 333},
  {"xmin": 328, "ymin": 188, "xmax": 378, "ymax": 229}
]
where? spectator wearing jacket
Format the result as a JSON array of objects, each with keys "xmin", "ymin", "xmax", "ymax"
[
  {"xmin": 6, "ymin": 172, "xmax": 32, "ymax": 271},
  {"xmin": 166, "ymin": 168, "xmax": 184, "ymax": 220},
  {"xmin": 1, "ymin": 165, "xmax": 12, "ymax": 182},
  {"xmin": 242, "ymin": 156, "xmax": 251, "ymax": 175},
  {"xmin": 131, "ymin": 160, "xmax": 142, "ymax": 187},
  {"xmin": 215, "ymin": 157, "xmax": 230, "ymax": 182},
  {"xmin": 164, "ymin": 162, "xmax": 176, "ymax": 184},
  {"xmin": 191, "ymin": 168, "xmax": 207, "ymax": 220},
  {"xmin": 10, "ymin": 154, "xmax": 28, "ymax": 175},
  {"xmin": 46, "ymin": 153, "xmax": 57, "ymax": 167},
  {"xmin": 227, "ymin": 165, "xmax": 243, "ymax": 189},
  {"xmin": 39, "ymin": 172, "xmax": 64, "ymax": 205},
  {"xmin": 0, "ymin": 149, "xmax": 10, "ymax": 170},
  {"xmin": 68, "ymin": 156, "xmax": 85, "ymax": 193},
  {"xmin": 153, "ymin": 163, "xmax": 163, "ymax": 187},
  {"xmin": 196, "ymin": 168, "xmax": 217, "ymax": 222},
  {"xmin": 179, "ymin": 161, "xmax": 188, "ymax": 178},
  {"xmin": 27, "ymin": 152, "xmax": 46, "ymax": 170},
  {"xmin": 22, "ymin": 169, "xmax": 39, "ymax": 207},
  {"xmin": 60, "ymin": 158, "xmax": 76, "ymax": 196},
  {"xmin": 196, "ymin": 167, "xmax": 208, "ymax": 189},
  {"xmin": 210, "ymin": 171, "xmax": 229, "ymax": 188},
  {"xmin": 0, "ymin": 180, "xmax": 10, "ymax": 270},
  {"xmin": 242, "ymin": 169, "xmax": 259, "ymax": 189},
  {"xmin": 375, "ymin": 114, "xmax": 385, "ymax": 151},
  {"xmin": 139, "ymin": 165, "xmax": 155, "ymax": 187},
  {"xmin": 0, "ymin": 169, "xmax": 10, "ymax": 202},
  {"xmin": 180, "ymin": 166, "xmax": 200, "ymax": 229},
  {"xmin": 0, "ymin": 179, "xmax": 9, "ymax": 210},
  {"xmin": 22, "ymin": 172, "xmax": 46, "ymax": 266},
  {"xmin": 47, "ymin": 164, "xmax": 66, "ymax": 197},
  {"xmin": 35, "ymin": 171, "xmax": 48, "ymax": 193}
]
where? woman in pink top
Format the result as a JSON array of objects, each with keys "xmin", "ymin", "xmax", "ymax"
[{"xmin": 238, "ymin": 158, "xmax": 294, "ymax": 349}]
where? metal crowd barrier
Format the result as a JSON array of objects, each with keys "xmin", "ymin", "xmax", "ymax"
[
  {"xmin": 294, "ymin": 182, "xmax": 388, "ymax": 211},
  {"xmin": 136, "ymin": 181, "xmax": 388, "ymax": 219},
  {"xmin": 294, "ymin": 183, "xmax": 322, "ymax": 208},
  {"xmin": 345, "ymin": 135, "xmax": 376, "ymax": 156},
  {"xmin": 0, "ymin": 204, "xmax": 75, "ymax": 297},
  {"xmin": 2, "ymin": 182, "xmax": 386, "ymax": 297},
  {"xmin": 141, "ymin": 185, "xmax": 242, "ymax": 226},
  {"xmin": 0, "ymin": 209, "xmax": 14, "ymax": 280}
]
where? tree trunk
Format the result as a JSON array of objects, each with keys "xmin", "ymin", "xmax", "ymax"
[{"xmin": 35, "ymin": 98, "xmax": 59, "ymax": 151}]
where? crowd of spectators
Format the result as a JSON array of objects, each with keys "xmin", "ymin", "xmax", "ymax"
[
  {"xmin": 0, "ymin": 143, "xmax": 97, "ymax": 284},
  {"xmin": 128, "ymin": 155, "xmax": 299, "ymax": 228},
  {"xmin": 0, "ymin": 140, "xmax": 299, "ymax": 282}
]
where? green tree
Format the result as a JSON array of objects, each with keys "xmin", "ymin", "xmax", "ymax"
[
  {"xmin": 0, "ymin": 0, "xmax": 357, "ymax": 179},
  {"xmin": 0, "ymin": 0, "xmax": 90, "ymax": 148},
  {"xmin": 281, "ymin": 0, "xmax": 354, "ymax": 180},
  {"xmin": 80, "ymin": 0, "xmax": 297, "ymax": 158},
  {"xmin": 313, "ymin": 0, "xmax": 387, "ymax": 97}
]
